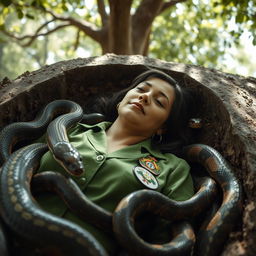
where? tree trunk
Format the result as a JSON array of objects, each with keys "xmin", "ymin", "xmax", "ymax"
[
  {"xmin": 2, "ymin": 0, "xmax": 183, "ymax": 56},
  {"xmin": 108, "ymin": 0, "xmax": 133, "ymax": 54},
  {"xmin": 100, "ymin": 0, "xmax": 165, "ymax": 54},
  {"xmin": 0, "ymin": 54, "xmax": 255, "ymax": 256}
]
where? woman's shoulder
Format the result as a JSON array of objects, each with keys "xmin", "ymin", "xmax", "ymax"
[
  {"xmin": 158, "ymin": 151, "xmax": 190, "ymax": 171},
  {"xmin": 145, "ymin": 143, "xmax": 189, "ymax": 170}
]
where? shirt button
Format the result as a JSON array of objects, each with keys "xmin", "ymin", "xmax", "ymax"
[
  {"xmin": 78, "ymin": 177, "xmax": 86, "ymax": 186},
  {"xmin": 96, "ymin": 155, "xmax": 105, "ymax": 161}
]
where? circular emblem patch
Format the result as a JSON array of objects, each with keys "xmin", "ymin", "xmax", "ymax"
[
  {"xmin": 139, "ymin": 156, "xmax": 160, "ymax": 176},
  {"xmin": 133, "ymin": 166, "xmax": 158, "ymax": 189}
]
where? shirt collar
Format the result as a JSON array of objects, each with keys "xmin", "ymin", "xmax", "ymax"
[
  {"xmin": 79, "ymin": 121, "xmax": 112, "ymax": 132},
  {"xmin": 140, "ymin": 140, "xmax": 167, "ymax": 160},
  {"xmin": 79, "ymin": 121, "xmax": 167, "ymax": 160}
]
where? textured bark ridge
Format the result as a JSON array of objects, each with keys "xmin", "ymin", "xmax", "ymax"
[{"xmin": 0, "ymin": 54, "xmax": 255, "ymax": 255}]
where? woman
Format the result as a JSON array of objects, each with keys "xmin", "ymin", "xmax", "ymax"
[{"xmin": 36, "ymin": 69, "xmax": 195, "ymax": 254}]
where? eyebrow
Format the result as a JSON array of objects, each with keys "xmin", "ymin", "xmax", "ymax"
[{"xmin": 144, "ymin": 81, "xmax": 170, "ymax": 104}]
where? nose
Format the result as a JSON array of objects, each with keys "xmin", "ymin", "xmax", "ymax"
[{"xmin": 139, "ymin": 92, "xmax": 150, "ymax": 104}]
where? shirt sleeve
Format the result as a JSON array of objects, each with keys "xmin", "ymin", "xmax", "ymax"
[{"xmin": 163, "ymin": 158, "xmax": 194, "ymax": 201}]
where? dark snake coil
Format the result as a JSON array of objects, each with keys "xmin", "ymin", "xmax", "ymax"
[{"xmin": 0, "ymin": 100, "xmax": 243, "ymax": 256}]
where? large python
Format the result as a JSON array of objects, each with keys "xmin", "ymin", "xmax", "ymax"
[
  {"xmin": 113, "ymin": 144, "xmax": 243, "ymax": 256},
  {"xmin": 31, "ymin": 171, "xmax": 112, "ymax": 234},
  {"xmin": 0, "ymin": 143, "xmax": 108, "ymax": 256},
  {"xmin": 0, "ymin": 99, "xmax": 84, "ymax": 176},
  {"xmin": 113, "ymin": 177, "xmax": 218, "ymax": 256},
  {"xmin": 183, "ymin": 144, "xmax": 243, "ymax": 256},
  {"xmin": 0, "ymin": 100, "xmax": 243, "ymax": 256}
]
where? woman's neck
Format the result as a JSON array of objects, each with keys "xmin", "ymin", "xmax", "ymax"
[{"xmin": 105, "ymin": 118, "xmax": 148, "ymax": 153}]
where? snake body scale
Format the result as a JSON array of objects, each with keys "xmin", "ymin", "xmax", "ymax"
[
  {"xmin": 0, "ymin": 99, "xmax": 68, "ymax": 165},
  {"xmin": 183, "ymin": 144, "xmax": 243, "ymax": 256},
  {"xmin": 31, "ymin": 171, "xmax": 112, "ymax": 233},
  {"xmin": 112, "ymin": 144, "xmax": 242, "ymax": 256},
  {"xmin": 113, "ymin": 177, "xmax": 218, "ymax": 256},
  {"xmin": 0, "ymin": 99, "xmax": 84, "ymax": 176},
  {"xmin": 0, "ymin": 143, "xmax": 108, "ymax": 256}
]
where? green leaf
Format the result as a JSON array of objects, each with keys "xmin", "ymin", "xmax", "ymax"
[
  {"xmin": 1, "ymin": 0, "xmax": 12, "ymax": 7},
  {"xmin": 235, "ymin": 13, "xmax": 244, "ymax": 23},
  {"xmin": 17, "ymin": 9, "xmax": 24, "ymax": 19},
  {"xmin": 26, "ymin": 13, "xmax": 35, "ymax": 19},
  {"xmin": 0, "ymin": 24, "xmax": 5, "ymax": 30},
  {"xmin": 62, "ymin": 4, "xmax": 68, "ymax": 11},
  {"xmin": 253, "ymin": 37, "xmax": 256, "ymax": 46}
]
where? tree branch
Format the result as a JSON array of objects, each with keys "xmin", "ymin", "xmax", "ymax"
[
  {"xmin": 2, "ymin": 19, "xmax": 54, "ymax": 41},
  {"xmin": 159, "ymin": 0, "xmax": 188, "ymax": 13},
  {"xmin": 29, "ymin": 19, "xmax": 55, "ymax": 37},
  {"xmin": 2, "ymin": 24, "xmax": 70, "ymax": 47},
  {"xmin": 2, "ymin": 4, "xmax": 104, "ymax": 46},
  {"xmin": 132, "ymin": 0, "xmax": 164, "ymax": 32},
  {"xmin": 131, "ymin": 0, "xmax": 188, "ymax": 53},
  {"xmin": 74, "ymin": 29, "xmax": 80, "ymax": 51},
  {"xmin": 42, "ymin": 8, "xmax": 103, "ymax": 42},
  {"xmin": 132, "ymin": 0, "xmax": 163, "ymax": 53},
  {"xmin": 97, "ymin": 0, "xmax": 108, "ymax": 26}
]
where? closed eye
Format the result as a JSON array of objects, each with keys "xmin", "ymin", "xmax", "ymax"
[
  {"xmin": 156, "ymin": 99, "xmax": 164, "ymax": 108},
  {"xmin": 136, "ymin": 87, "xmax": 145, "ymax": 92}
]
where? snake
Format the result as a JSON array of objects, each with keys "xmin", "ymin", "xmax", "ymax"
[
  {"xmin": 112, "ymin": 144, "xmax": 243, "ymax": 256},
  {"xmin": 0, "ymin": 99, "xmax": 243, "ymax": 255},
  {"xmin": 182, "ymin": 144, "xmax": 243, "ymax": 256},
  {"xmin": 0, "ymin": 143, "xmax": 109, "ymax": 256},
  {"xmin": 31, "ymin": 171, "xmax": 112, "ymax": 234},
  {"xmin": 113, "ymin": 177, "xmax": 218, "ymax": 256},
  {"xmin": 0, "ymin": 99, "xmax": 86, "ymax": 176}
]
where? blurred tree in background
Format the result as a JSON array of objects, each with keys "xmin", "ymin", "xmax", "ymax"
[{"xmin": 0, "ymin": 0, "xmax": 255, "ymax": 80}]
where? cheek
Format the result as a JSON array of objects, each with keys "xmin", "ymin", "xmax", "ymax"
[
  {"xmin": 119, "ymin": 91, "xmax": 137, "ymax": 106},
  {"xmin": 120, "ymin": 92, "xmax": 133, "ymax": 104},
  {"xmin": 154, "ymin": 108, "xmax": 171, "ymax": 124},
  {"xmin": 146, "ymin": 110, "xmax": 167, "ymax": 128},
  {"xmin": 158, "ymin": 113, "xmax": 169, "ymax": 124},
  {"xmin": 118, "ymin": 97, "xmax": 131, "ymax": 113},
  {"xmin": 119, "ymin": 99, "xmax": 128, "ymax": 111}
]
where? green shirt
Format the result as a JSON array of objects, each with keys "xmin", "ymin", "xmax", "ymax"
[{"xmin": 36, "ymin": 121, "xmax": 194, "ymax": 253}]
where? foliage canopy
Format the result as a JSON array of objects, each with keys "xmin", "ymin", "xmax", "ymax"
[{"xmin": 0, "ymin": 0, "xmax": 255, "ymax": 79}]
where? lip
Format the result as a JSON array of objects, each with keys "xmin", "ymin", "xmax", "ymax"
[{"xmin": 130, "ymin": 102, "xmax": 145, "ymax": 114}]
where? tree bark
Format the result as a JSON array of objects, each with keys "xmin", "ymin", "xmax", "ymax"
[
  {"xmin": 108, "ymin": 0, "xmax": 133, "ymax": 54},
  {"xmin": 132, "ymin": 0, "xmax": 163, "ymax": 54}
]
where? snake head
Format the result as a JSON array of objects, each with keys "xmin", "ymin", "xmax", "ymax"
[{"xmin": 52, "ymin": 142, "xmax": 84, "ymax": 176}]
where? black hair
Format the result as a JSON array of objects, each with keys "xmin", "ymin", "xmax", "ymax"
[{"xmin": 91, "ymin": 68, "xmax": 197, "ymax": 155}]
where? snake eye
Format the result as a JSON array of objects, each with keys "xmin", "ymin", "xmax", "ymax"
[
  {"xmin": 62, "ymin": 153, "xmax": 75, "ymax": 162},
  {"xmin": 68, "ymin": 163, "xmax": 78, "ymax": 171}
]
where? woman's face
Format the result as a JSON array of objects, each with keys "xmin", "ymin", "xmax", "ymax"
[{"xmin": 118, "ymin": 77, "xmax": 175, "ymax": 137}]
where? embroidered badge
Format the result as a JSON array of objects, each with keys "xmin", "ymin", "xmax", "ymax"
[
  {"xmin": 139, "ymin": 156, "xmax": 160, "ymax": 176},
  {"xmin": 133, "ymin": 166, "xmax": 158, "ymax": 189}
]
